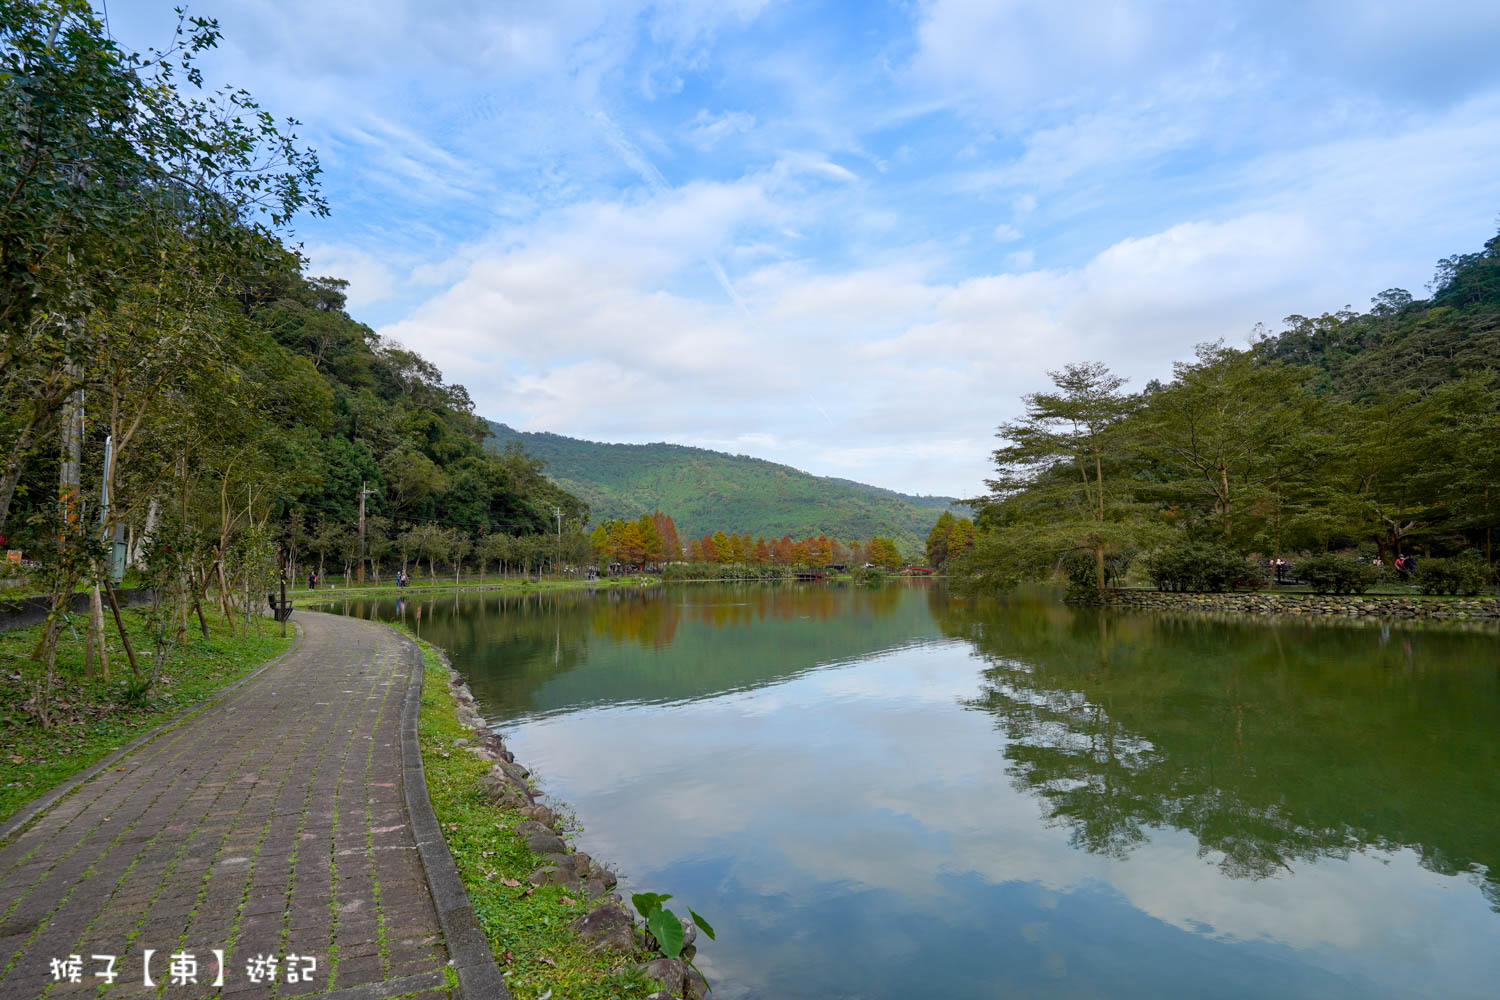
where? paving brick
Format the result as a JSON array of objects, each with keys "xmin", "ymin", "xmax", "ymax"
[{"xmin": 0, "ymin": 613, "xmax": 451, "ymax": 998}]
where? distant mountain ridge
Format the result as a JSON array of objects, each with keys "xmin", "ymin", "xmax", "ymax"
[{"xmin": 484, "ymin": 421, "xmax": 962, "ymax": 553}]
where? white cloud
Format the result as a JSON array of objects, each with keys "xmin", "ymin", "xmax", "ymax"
[
  {"xmin": 372, "ymin": 85, "xmax": 1500, "ymax": 499},
  {"xmin": 686, "ymin": 109, "xmax": 757, "ymax": 149}
]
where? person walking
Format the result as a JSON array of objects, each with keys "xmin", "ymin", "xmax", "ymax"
[{"xmin": 308, "ymin": 570, "xmax": 318, "ymax": 590}]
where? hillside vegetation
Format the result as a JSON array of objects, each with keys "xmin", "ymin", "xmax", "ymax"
[{"xmin": 485, "ymin": 422, "xmax": 960, "ymax": 553}]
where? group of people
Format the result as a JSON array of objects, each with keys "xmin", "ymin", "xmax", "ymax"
[{"xmin": 1393, "ymin": 554, "xmax": 1418, "ymax": 580}]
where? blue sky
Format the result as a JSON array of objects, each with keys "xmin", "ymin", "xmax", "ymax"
[{"xmin": 111, "ymin": 1, "xmax": 1500, "ymax": 498}]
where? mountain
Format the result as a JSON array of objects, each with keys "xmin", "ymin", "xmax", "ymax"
[{"xmin": 484, "ymin": 421, "xmax": 962, "ymax": 554}]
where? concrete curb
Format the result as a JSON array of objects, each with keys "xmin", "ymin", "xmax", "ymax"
[
  {"xmin": 0, "ymin": 621, "xmax": 306, "ymax": 846},
  {"xmin": 391, "ymin": 626, "xmax": 512, "ymax": 1000}
]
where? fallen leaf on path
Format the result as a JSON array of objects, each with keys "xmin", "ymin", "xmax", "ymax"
[
  {"xmin": 499, "ymin": 877, "xmax": 521, "ymax": 887},
  {"xmin": 536, "ymin": 956, "xmax": 555, "ymax": 967}
]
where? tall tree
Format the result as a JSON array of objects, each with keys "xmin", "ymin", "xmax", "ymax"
[
  {"xmin": 970, "ymin": 362, "xmax": 1146, "ymax": 592},
  {"xmin": 927, "ymin": 511, "xmax": 957, "ymax": 567}
]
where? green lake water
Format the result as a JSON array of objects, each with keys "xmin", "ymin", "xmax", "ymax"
[{"xmin": 332, "ymin": 583, "xmax": 1500, "ymax": 999}]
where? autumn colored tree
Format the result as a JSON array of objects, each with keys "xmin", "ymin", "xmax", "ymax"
[
  {"xmin": 651, "ymin": 510, "xmax": 680, "ymax": 560},
  {"xmin": 753, "ymin": 536, "xmax": 771, "ymax": 563},
  {"xmin": 948, "ymin": 517, "xmax": 977, "ymax": 562},
  {"xmin": 636, "ymin": 513, "xmax": 663, "ymax": 565},
  {"xmin": 927, "ymin": 511, "xmax": 957, "ymax": 566},
  {"xmin": 868, "ymin": 536, "xmax": 902, "ymax": 569}
]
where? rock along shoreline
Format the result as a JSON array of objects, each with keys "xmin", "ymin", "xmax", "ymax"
[
  {"xmin": 1068, "ymin": 589, "xmax": 1500, "ymax": 621},
  {"xmin": 433, "ymin": 648, "xmax": 709, "ymax": 1000}
]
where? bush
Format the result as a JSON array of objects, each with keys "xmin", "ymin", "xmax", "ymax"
[
  {"xmin": 1147, "ymin": 541, "xmax": 1262, "ymax": 593},
  {"xmin": 1296, "ymin": 553, "xmax": 1378, "ymax": 595},
  {"xmin": 1059, "ymin": 549, "xmax": 1135, "ymax": 595},
  {"xmin": 1415, "ymin": 553, "xmax": 1490, "ymax": 596}
]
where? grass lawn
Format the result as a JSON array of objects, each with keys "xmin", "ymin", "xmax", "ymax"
[{"xmin": 0, "ymin": 608, "xmax": 291, "ymax": 825}]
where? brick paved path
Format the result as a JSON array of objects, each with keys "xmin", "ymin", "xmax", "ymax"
[{"xmin": 0, "ymin": 612, "xmax": 453, "ymax": 1000}]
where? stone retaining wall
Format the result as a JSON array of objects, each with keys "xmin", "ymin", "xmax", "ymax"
[{"xmin": 1070, "ymin": 589, "xmax": 1500, "ymax": 620}]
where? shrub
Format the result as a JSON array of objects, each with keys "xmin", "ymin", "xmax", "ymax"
[
  {"xmin": 1415, "ymin": 553, "xmax": 1490, "ymax": 596},
  {"xmin": 1147, "ymin": 541, "xmax": 1261, "ymax": 593},
  {"xmin": 1059, "ymin": 549, "xmax": 1135, "ymax": 595},
  {"xmin": 1296, "ymin": 553, "xmax": 1378, "ymax": 595}
]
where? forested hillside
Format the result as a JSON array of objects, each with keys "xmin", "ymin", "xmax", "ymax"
[
  {"xmin": 484, "ymin": 422, "xmax": 960, "ymax": 553},
  {"xmin": 957, "ymin": 229, "xmax": 1500, "ymax": 594}
]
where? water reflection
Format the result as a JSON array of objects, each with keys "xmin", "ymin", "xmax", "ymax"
[
  {"xmin": 939, "ymin": 596, "xmax": 1500, "ymax": 908},
  {"xmin": 332, "ymin": 584, "xmax": 1500, "ymax": 999}
]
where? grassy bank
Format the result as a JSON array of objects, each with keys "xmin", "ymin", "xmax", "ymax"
[
  {"xmin": 409, "ymin": 630, "xmax": 654, "ymax": 1000},
  {"xmin": 0, "ymin": 608, "xmax": 292, "ymax": 825}
]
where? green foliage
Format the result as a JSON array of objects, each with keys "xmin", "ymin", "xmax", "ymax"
[
  {"xmin": 1415, "ymin": 553, "xmax": 1490, "ymax": 596},
  {"xmin": 631, "ymin": 892, "xmax": 714, "ymax": 988},
  {"xmin": 1296, "ymin": 553, "xmax": 1378, "ymax": 595},
  {"xmin": 1060, "ymin": 550, "xmax": 1134, "ymax": 595},
  {"xmin": 1146, "ymin": 541, "xmax": 1262, "ymax": 593},
  {"xmin": 659, "ymin": 561, "xmax": 788, "ymax": 581},
  {"xmin": 926, "ymin": 512, "xmax": 976, "ymax": 568},
  {"xmin": 486, "ymin": 421, "xmax": 960, "ymax": 552}
]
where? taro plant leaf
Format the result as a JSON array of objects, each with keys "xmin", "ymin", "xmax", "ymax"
[
  {"xmin": 689, "ymin": 909, "xmax": 716, "ymax": 941},
  {"xmin": 648, "ymin": 906, "xmax": 685, "ymax": 959},
  {"xmin": 631, "ymin": 892, "xmax": 670, "ymax": 920}
]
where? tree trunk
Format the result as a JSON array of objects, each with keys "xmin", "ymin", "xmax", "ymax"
[
  {"xmin": 103, "ymin": 577, "xmax": 141, "ymax": 680},
  {"xmin": 216, "ymin": 558, "xmax": 235, "ymax": 625},
  {"xmin": 90, "ymin": 582, "xmax": 109, "ymax": 681},
  {"xmin": 131, "ymin": 498, "xmax": 160, "ymax": 568}
]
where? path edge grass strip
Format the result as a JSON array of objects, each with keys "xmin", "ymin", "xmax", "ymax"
[
  {"xmin": 0, "ymin": 622, "xmax": 307, "ymax": 846},
  {"xmin": 391, "ymin": 623, "xmax": 512, "ymax": 1000}
]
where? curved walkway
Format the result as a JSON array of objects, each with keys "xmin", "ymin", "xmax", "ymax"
[{"xmin": 0, "ymin": 612, "xmax": 466, "ymax": 1000}]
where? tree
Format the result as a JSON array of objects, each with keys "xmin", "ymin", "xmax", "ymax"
[
  {"xmin": 947, "ymin": 517, "xmax": 977, "ymax": 563},
  {"xmin": 712, "ymin": 530, "xmax": 732, "ymax": 563},
  {"xmin": 636, "ymin": 514, "xmax": 663, "ymax": 566},
  {"xmin": 970, "ymin": 362, "xmax": 1147, "ymax": 592},
  {"xmin": 309, "ymin": 519, "xmax": 348, "ymax": 580},
  {"xmin": 868, "ymin": 537, "xmax": 902, "ymax": 569},
  {"xmin": 364, "ymin": 516, "xmax": 393, "ymax": 583},
  {"xmin": 927, "ymin": 511, "xmax": 957, "ymax": 567},
  {"xmin": 1138, "ymin": 345, "xmax": 1325, "ymax": 553},
  {"xmin": 447, "ymin": 529, "xmax": 472, "ymax": 583},
  {"xmin": 652, "ymin": 510, "xmax": 681, "ymax": 561}
]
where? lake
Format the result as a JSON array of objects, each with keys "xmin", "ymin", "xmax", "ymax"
[{"xmin": 332, "ymin": 582, "xmax": 1500, "ymax": 999}]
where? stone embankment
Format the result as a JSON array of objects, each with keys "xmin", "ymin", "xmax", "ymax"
[
  {"xmin": 1072, "ymin": 589, "xmax": 1500, "ymax": 620},
  {"xmin": 439, "ymin": 655, "xmax": 707, "ymax": 1000}
]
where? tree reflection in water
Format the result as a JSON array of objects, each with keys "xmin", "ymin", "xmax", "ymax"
[{"xmin": 939, "ymin": 591, "xmax": 1500, "ymax": 907}]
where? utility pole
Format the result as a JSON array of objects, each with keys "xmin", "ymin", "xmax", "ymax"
[
  {"xmin": 358, "ymin": 481, "xmax": 376, "ymax": 584},
  {"xmin": 555, "ymin": 506, "xmax": 563, "ymax": 577}
]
